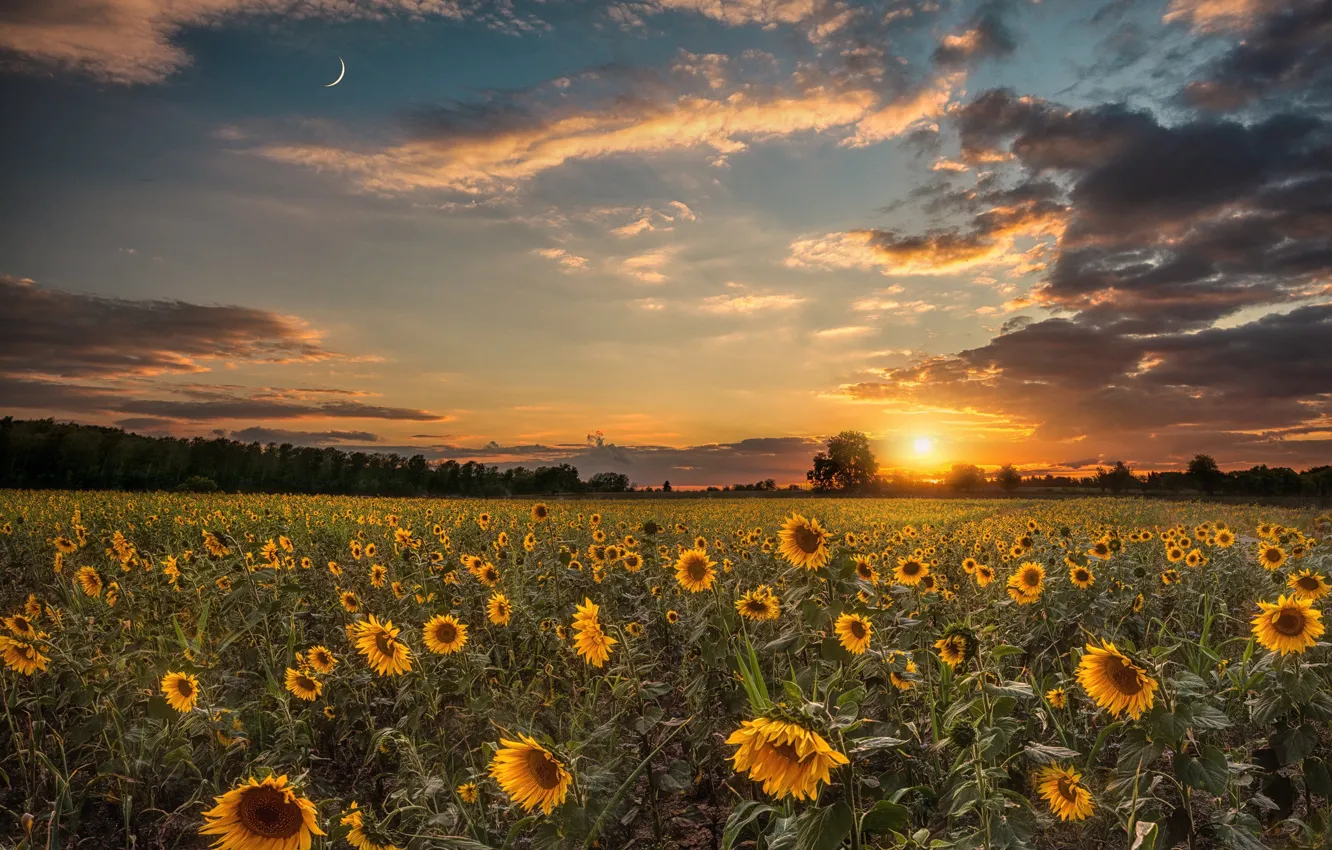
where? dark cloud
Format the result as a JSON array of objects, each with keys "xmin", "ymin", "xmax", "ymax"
[
  {"xmin": 0, "ymin": 274, "xmax": 336, "ymax": 379},
  {"xmin": 229, "ymin": 427, "xmax": 382, "ymax": 446},
  {"xmin": 1181, "ymin": 0, "xmax": 1332, "ymax": 111},
  {"xmin": 0, "ymin": 376, "xmax": 449, "ymax": 422}
]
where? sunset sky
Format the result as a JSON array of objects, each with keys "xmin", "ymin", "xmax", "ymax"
[{"xmin": 2, "ymin": 0, "xmax": 1329, "ymax": 486}]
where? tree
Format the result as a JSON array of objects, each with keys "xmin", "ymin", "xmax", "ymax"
[
  {"xmin": 662, "ymin": 480, "xmax": 672, "ymax": 492},
  {"xmin": 1095, "ymin": 461, "xmax": 1137, "ymax": 494},
  {"xmin": 806, "ymin": 430, "xmax": 879, "ymax": 491},
  {"xmin": 996, "ymin": 464, "xmax": 1022, "ymax": 493},
  {"xmin": 587, "ymin": 472, "xmax": 631, "ymax": 492},
  {"xmin": 1187, "ymin": 454, "xmax": 1223, "ymax": 494},
  {"xmin": 946, "ymin": 463, "xmax": 986, "ymax": 492}
]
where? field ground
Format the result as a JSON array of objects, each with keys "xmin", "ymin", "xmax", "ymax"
[{"xmin": 1, "ymin": 492, "xmax": 1330, "ymax": 850}]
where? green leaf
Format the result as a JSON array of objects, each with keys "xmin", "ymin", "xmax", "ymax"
[
  {"xmin": 1273, "ymin": 724, "xmax": 1319, "ymax": 765},
  {"xmin": 1188, "ymin": 701, "xmax": 1233, "ymax": 731},
  {"xmin": 982, "ymin": 681, "xmax": 1034, "ymax": 699},
  {"xmin": 722, "ymin": 800, "xmax": 778, "ymax": 850},
  {"xmin": 1303, "ymin": 757, "xmax": 1332, "ymax": 797},
  {"xmin": 764, "ymin": 632, "xmax": 802, "ymax": 653},
  {"xmin": 1024, "ymin": 743, "xmax": 1081, "ymax": 765},
  {"xmin": 989, "ymin": 644, "xmax": 1023, "ymax": 660},
  {"xmin": 850, "ymin": 736, "xmax": 908, "ymax": 755},
  {"xmin": 795, "ymin": 802, "xmax": 853, "ymax": 850},
  {"xmin": 651, "ymin": 759, "xmax": 693, "ymax": 793},
  {"xmin": 860, "ymin": 800, "xmax": 909, "ymax": 834},
  {"xmin": 1176, "ymin": 745, "xmax": 1228, "ymax": 795},
  {"xmin": 1130, "ymin": 821, "xmax": 1158, "ymax": 850}
]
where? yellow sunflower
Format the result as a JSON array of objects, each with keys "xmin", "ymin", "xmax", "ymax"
[
  {"xmin": 674, "ymin": 548, "xmax": 717, "ymax": 593},
  {"xmin": 934, "ymin": 634, "xmax": 968, "ymax": 668},
  {"xmin": 834, "ymin": 612, "xmax": 872, "ymax": 655},
  {"xmin": 199, "ymin": 774, "xmax": 323, "ymax": 850},
  {"xmin": 890, "ymin": 659, "xmax": 918, "ymax": 691},
  {"xmin": 423, "ymin": 614, "xmax": 469, "ymax": 655},
  {"xmin": 457, "ymin": 782, "xmax": 479, "ymax": 803},
  {"xmin": 1288, "ymin": 570, "xmax": 1330, "ymax": 602},
  {"xmin": 735, "ymin": 587, "xmax": 781, "ymax": 622},
  {"xmin": 726, "ymin": 716, "xmax": 849, "ymax": 800},
  {"xmin": 1076, "ymin": 641, "xmax": 1158, "ymax": 719},
  {"xmin": 0, "ymin": 636, "xmax": 50, "ymax": 676},
  {"xmin": 1258, "ymin": 542, "xmax": 1288, "ymax": 571},
  {"xmin": 894, "ymin": 557, "xmax": 929, "ymax": 586},
  {"xmin": 1034, "ymin": 764, "xmax": 1094, "ymax": 822},
  {"xmin": 161, "ymin": 671, "xmax": 200, "ymax": 713},
  {"xmin": 305, "ymin": 646, "xmax": 337, "ymax": 674},
  {"xmin": 1068, "ymin": 565, "xmax": 1094, "ymax": 589},
  {"xmin": 353, "ymin": 615, "xmax": 413, "ymax": 677},
  {"xmin": 487, "ymin": 593, "xmax": 513, "ymax": 626},
  {"xmin": 1045, "ymin": 687, "xmax": 1068, "ymax": 709},
  {"xmin": 777, "ymin": 514, "xmax": 831, "ymax": 571},
  {"xmin": 853, "ymin": 556, "xmax": 879, "ymax": 585},
  {"xmin": 341, "ymin": 802, "xmax": 399, "ymax": 850},
  {"xmin": 489, "ymin": 734, "xmax": 572, "ymax": 815},
  {"xmin": 974, "ymin": 564, "xmax": 994, "ymax": 587},
  {"xmin": 571, "ymin": 598, "xmax": 617, "ymax": 668},
  {"xmin": 4, "ymin": 613, "xmax": 37, "ymax": 639},
  {"xmin": 284, "ymin": 667, "xmax": 322, "ymax": 701},
  {"xmin": 75, "ymin": 566, "xmax": 103, "ymax": 598},
  {"xmin": 531, "ymin": 503, "xmax": 549, "ymax": 522},
  {"xmin": 1252, "ymin": 595, "xmax": 1324, "ymax": 656},
  {"xmin": 1006, "ymin": 562, "xmax": 1046, "ymax": 604},
  {"xmin": 339, "ymin": 590, "xmax": 360, "ymax": 613}
]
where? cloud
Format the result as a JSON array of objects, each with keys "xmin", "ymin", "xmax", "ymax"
[
  {"xmin": 229, "ymin": 427, "xmax": 382, "ymax": 446},
  {"xmin": 621, "ymin": 249, "xmax": 673, "ymax": 283},
  {"xmin": 0, "ymin": 0, "xmax": 491, "ymax": 84},
  {"xmin": 699, "ymin": 292, "xmax": 807, "ymax": 313},
  {"xmin": 931, "ymin": 2, "xmax": 1018, "ymax": 68},
  {"xmin": 0, "ymin": 274, "xmax": 336, "ymax": 379},
  {"xmin": 840, "ymin": 74, "xmax": 962, "ymax": 147},
  {"xmin": 534, "ymin": 247, "xmax": 589, "ymax": 271},
  {"xmin": 813, "ymin": 325, "xmax": 873, "ymax": 339}
]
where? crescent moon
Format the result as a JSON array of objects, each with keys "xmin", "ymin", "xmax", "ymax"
[{"xmin": 325, "ymin": 57, "xmax": 345, "ymax": 87}]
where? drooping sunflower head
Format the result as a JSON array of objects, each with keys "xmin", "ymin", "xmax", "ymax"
[
  {"xmin": 1252, "ymin": 594, "xmax": 1324, "ymax": 656},
  {"xmin": 834, "ymin": 612, "xmax": 872, "ymax": 655},
  {"xmin": 161, "ymin": 671, "xmax": 200, "ymax": 713},
  {"xmin": 777, "ymin": 514, "xmax": 831, "ymax": 571},
  {"xmin": 1076, "ymin": 640, "xmax": 1158, "ymax": 719},
  {"xmin": 674, "ymin": 548, "xmax": 717, "ymax": 593},
  {"xmin": 489, "ymin": 734, "xmax": 572, "ymax": 815},
  {"xmin": 725, "ymin": 715, "xmax": 849, "ymax": 801},
  {"xmin": 423, "ymin": 614, "xmax": 469, "ymax": 655},
  {"xmin": 487, "ymin": 593, "xmax": 513, "ymax": 626},
  {"xmin": 200, "ymin": 774, "xmax": 323, "ymax": 850},
  {"xmin": 353, "ymin": 615, "xmax": 413, "ymax": 677},
  {"xmin": 1034, "ymin": 764, "xmax": 1094, "ymax": 822},
  {"xmin": 933, "ymin": 624, "xmax": 977, "ymax": 668}
]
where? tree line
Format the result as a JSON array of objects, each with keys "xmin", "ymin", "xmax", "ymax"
[{"xmin": 0, "ymin": 418, "xmax": 631, "ymax": 497}]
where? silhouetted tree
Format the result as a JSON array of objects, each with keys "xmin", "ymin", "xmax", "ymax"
[
  {"xmin": 1096, "ymin": 461, "xmax": 1137, "ymax": 494},
  {"xmin": 587, "ymin": 472, "xmax": 632, "ymax": 492},
  {"xmin": 807, "ymin": 430, "xmax": 879, "ymax": 491},
  {"xmin": 947, "ymin": 463, "xmax": 986, "ymax": 492},
  {"xmin": 996, "ymin": 464, "xmax": 1022, "ymax": 492},
  {"xmin": 1187, "ymin": 454, "xmax": 1223, "ymax": 494}
]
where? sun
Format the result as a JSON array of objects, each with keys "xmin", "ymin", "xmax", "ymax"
[{"xmin": 912, "ymin": 436, "xmax": 934, "ymax": 456}]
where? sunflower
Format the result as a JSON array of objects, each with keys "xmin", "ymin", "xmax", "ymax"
[
  {"xmin": 1252, "ymin": 595, "xmax": 1324, "ymax": 656},
  {"xmin": 4, "ymin": 613, "xmax": 37, "ymax": 639},
  {"xmin": 353, "ymin": 615, "xmax": 413, "ymax": 677},
  {"xmin": 1077, "ymin": 641, "xmax": 1158, "ymax": 719},
  {"xmin": 199, "ymin": 774, "xmax": 323, "ymax": 850},
  {"xmin": 1258, "ymin": 542, "xmax": 1287, "ymax": 571},
  {"xmin": 1288, "ymin": 569, "xmax": 1331, "ymax": 602},
  {"xmin": 75, "ymin": 566, "xmax": 103, "ymax": 598},
  {"xmin": 890, "ymin": 659, "xmax": 918, "ymax": 691},
  {"xmin": 853, "ymin": 556, "xmax": 879, "ymax": 585},
  {"xmin": 1034, "ymin": 764, "xmax": 1094, "ymax": 822},
  {"xmin": 284, "ymin": 667, "xmax": 323, "ymax": 701},
  {"xmin": 489, "ymin": 734, "xmax": 572, "ymax": 815},
  {"xmin": 0, "ymin": 636, "xmax": 49, "ymax": 676},
  {"xmin": 1215, "ymin": 528, "xmax": 1235, "ymax": 548},
  {"xmin": 834, "ymin": 612, "xmax": 872, "ymax": 655},
  {"xmin": 302, "ymin": 645, "xmax": 336, "ymax": 675},
  {"xmin": 531, "ymin": 503, "xmax": 549, "ymax": 522},
  {"xmin": 777, "ymin": 514, "xmax": 831, "ymax": 571},
  {"xmin": 477, "ymin": 562, "xmax": 500, "ymax": 586},
  {"xmin": 665, "ymin": 610, "xmax": 680, "ymax": 624},
  {"xmin": 1006, "ymin": 562, "xmax": 1045, "ymax": 605},
  {"xmin": 1046, "ymin": 687, "xmax": 1068, "ymax": 709},
  {"xmin": 485, "ymin": 592, "xmax": 513, "ymax": 626},
  {"xmin": 974, "ymin": 564, "xmax": 994, "ymax": 587},
  {"xmin": 571, "ymin": 598, "xmax": 617, "ymax": 668},
  {"xmin": 894, "ymin": 557, "xmax": 929, "ymax": 586},
  {"xmin": 423, "ymin": 614, "xmax": 469, "ymax": 655},
  {"xmin": 726, "ymin": 716, "xmax": 849, "ymax": 800},
  {"xmin": 341, "ymin": 802, "xmax": 400, "ymax": 850},
  {"xmin": 1088, "ymin": 539, "xmax": 1111, "ymax": 560},
  {"xmin": 736, "ymin": 587, "xmax": 781, "ymax": 622},
  {"xmin": 339, "ymin": 590, "xmax": 360, "ymax": 613},
  {"xmin": 161, "ymin": 671, "xmax": 200, "ymax": 713},
  {"xmin": 674, "ymin": 548, "xmax": 717, "ymax": 593},
  {"xmin": 1161, "ymin": 569, "xmax": 1181, "ymax": 586},
  {"xmin": 457, "ymin": 782, "xmax": 479, "ymax": 803},
  {"xmin": 961, "ymin": 557, "xmax": 978, "ymax": 575},
  {"xmin": 369, "ymin": 564, "xmax": 387, "ymax": 588}
]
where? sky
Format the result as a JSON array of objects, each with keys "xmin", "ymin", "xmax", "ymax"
[{"xmin": 2, "ymin": 0, "xmax": 1330, "ymax": 486}]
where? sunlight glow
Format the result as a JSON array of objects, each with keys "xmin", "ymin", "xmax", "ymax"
[{"xmin": 912, "ymin": 436, "xmax": 934, "ymax": 456}]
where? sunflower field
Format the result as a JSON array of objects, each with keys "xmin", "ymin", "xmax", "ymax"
[{"xmin": 2, "ymin": 492, "xmax": 1331, "ymax": 850}]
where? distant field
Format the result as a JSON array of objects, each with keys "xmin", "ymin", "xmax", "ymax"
[{"xmin": 1, "ymin": 492, "xmax": 1329, "ymax": 849}]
